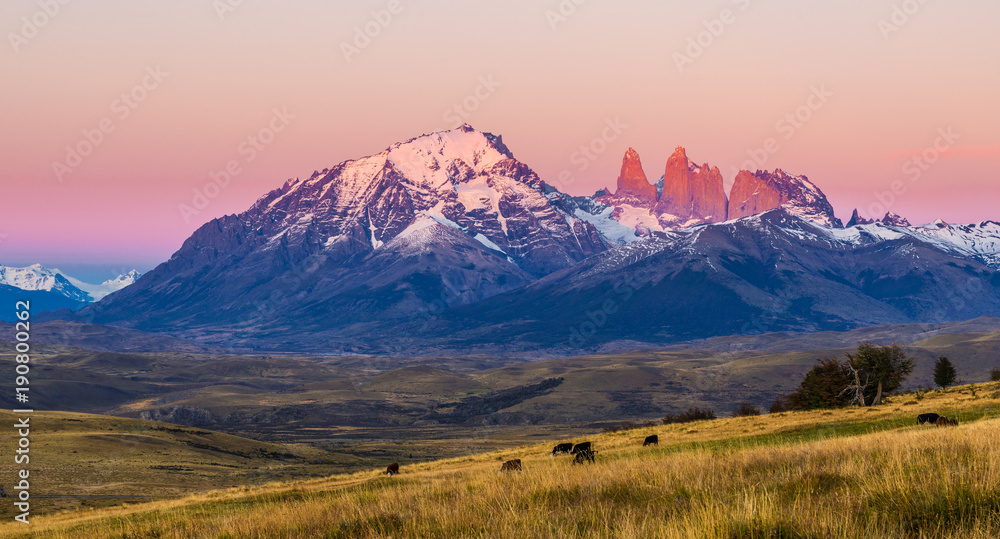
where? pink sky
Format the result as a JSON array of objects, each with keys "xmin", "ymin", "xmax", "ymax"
[{"xmin": 2, "ymin": 0, "xmax": 998, "ymax": 269}]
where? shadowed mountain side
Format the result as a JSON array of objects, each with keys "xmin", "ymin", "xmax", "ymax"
[{"xmin": 403, "ymin": 211, "xmax": 1000, "ymax": 354}]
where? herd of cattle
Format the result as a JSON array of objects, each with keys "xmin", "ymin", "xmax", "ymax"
[
  {"xmin": 383, "ymin": 414, "xmax": 957, "ymax": 476},
  {"xmin": 918, "ymin": 412, "xmax": 959, "ymax": 427}
]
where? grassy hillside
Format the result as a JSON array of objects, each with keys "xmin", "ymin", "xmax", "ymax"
[
  {"xmin": 4, "ymin": 383, "xmax": 1000, "ymax": 538},
  {"xmin": 0, "ymin": 411, "xmax": 366, "ymax": 520}
]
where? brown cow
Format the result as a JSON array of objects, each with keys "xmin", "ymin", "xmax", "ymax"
[
  {"xmin": 386, "ymin": 463, "xmax": 400, "ymax": 476},
  {"xmin": 935, "ymin": 416, "xmax": 959, "ymax": 427},
  {"xmin": 500, "ymin": 459, "xmax": 522, "ymax": 472}
]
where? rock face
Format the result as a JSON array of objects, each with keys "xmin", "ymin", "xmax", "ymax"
[
  {"xmin": 601, "ymin": 148, "xmax": 657, "ymax": 207},
  {"xmin": 654, "ymin": 146, "xmax": 728, "ymax": 228},
  {"xmin": 727, "ymin": 169, "xmax": 842, "ymax": 228},
  {"xmin": 881, "ymin": 212, "xmax": 912, "ymax": 227},
  {"xmin": 846, "ymin": 209, "xmax": 876, "ymax": 228},
  {"xmin": 728, "ymin": 171, "xmax": 784, "ymax": 220},
  {"xmin": 594, "ymin": 146, "xmax": 728, "ymax": 234}
]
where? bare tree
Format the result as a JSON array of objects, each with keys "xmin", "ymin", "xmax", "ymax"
[
  {"xmin": 845, "ymin": 342, "xmax": 914, "ymax": 406},
  {"xmin": 840, "ymin": 361, "xmax": 871, "ymax": 407}
]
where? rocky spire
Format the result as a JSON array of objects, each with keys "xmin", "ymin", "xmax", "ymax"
[
  {"xmin": 653, "ymin": 146, "xmax": 728, "ymax": 227},
  {"xmin": 845, "ymin": 209, "xmax": 876, "ymax": 227}
]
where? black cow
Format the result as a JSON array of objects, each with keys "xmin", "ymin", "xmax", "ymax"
[
  {"xmin": 500, "ymin": 459, "xmax": 522, "ymax": 472},
  {"xmin": 572, "ymin": 449, "xmax": 596, "ymax": 465},
  {"xmin": 643, "ymin": 435, "xmax": 658, "ymax": 446},
  {"xmin": 571, "ymin": 442, "xmax": 592, "ymax": 454},
  {"xmin": 386, "ymin": 463, "xmax": 400, "ymax": 476},
  {"xmin": 918, "ymin": 413, "xmax": 940, "ymax": 425},
  {"xmin": 551, "ymin": 443, "xmax": 573, "ymax": 456}
]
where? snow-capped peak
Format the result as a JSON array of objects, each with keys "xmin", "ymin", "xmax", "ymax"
[
  {"xmin": 0, "ymin": 264, "xmax": 92, "ymax": 303},
  {"xmin": 385, "ymin": 126, "xmax": 511, "ymax": 192},
  {"xmin": 0, "ymin": 265, "xmax": 142, "ymax": 302},
  {"xmin": 56, "ymin": 269, "xmax": 143, "ymax": 301},
  {"xmin": 0, "ymin": 264, "xmax": 63, "ymax": 292}
]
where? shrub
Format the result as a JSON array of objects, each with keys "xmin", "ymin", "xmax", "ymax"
[
  {"xmin": 663, "ymin": 407, "xmax": 716, "ymax": 425},
  {"xmin": 990, "ymin": 368, "xmax": 1000, "ymax": 382},
  {"xmin": 731, "ymin": 402, "xmax": 762, "ymax": 417},
  {"xmin": 769, "ymin": 395, "xmax": 791, "ymax": 414}
]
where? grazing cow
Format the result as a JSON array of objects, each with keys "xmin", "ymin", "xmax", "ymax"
[
  {"xmin": 571, "ymin": 442, "xmax": 592, "ymax": 455},
  {"xmin": 918, "ymin": 413, "xmax": 940, "ymax": 425},
  {"xmin": 935, "ymin": 416, "xmax": 959, "ymax": 427},
  {"xmin": 386, "ymin": 463, "xmax": 400, "ymax": 476},
  {"xmin": 551, "ymin": 443, "xmax": 573, "ymax": 457},
  {"xmin": 572, "ymin": 449, "xmax": 596, "ymax": 465},
  {"xmin": 500, "ymin": 459, "xmax": 522, "ymax": 472},
  {"xmin": 643, "ymin": 435, "xmax": 659, "ymax": 447}
]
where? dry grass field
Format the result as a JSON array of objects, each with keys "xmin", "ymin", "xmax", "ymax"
[{"xmin": 3, "ymin": 383, "xmax": 999, "ymax": 538}]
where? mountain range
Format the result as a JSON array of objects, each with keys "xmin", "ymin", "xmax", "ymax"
[
  {"xmin": 54, "ymin": 125, "xmax": 1000, "ymax": 354},
  {"xmin": 0, "ymin": 265, "xmax": 140, "ymax": 321}
]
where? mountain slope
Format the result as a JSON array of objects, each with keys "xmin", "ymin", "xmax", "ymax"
[{"xmin": 421, "ymin": 210, "xmax": 1000, "ymax": 351}]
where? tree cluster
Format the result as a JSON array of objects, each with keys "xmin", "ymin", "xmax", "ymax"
[{"xmin": 774, "ymin": 342, "xmax": 914, "ymax": 411}]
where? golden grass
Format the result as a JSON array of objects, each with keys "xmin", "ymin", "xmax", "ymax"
[{"xmin": 4, "ymin": 384, "xmax": 1000, "ymax": 538}]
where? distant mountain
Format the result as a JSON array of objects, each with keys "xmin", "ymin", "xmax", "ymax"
[
  {"xmin": 69, "ymin": 126, "xmax": 1000, "ymax": 354},
  {"xmin": 60, "ymin": 269, "xmax": 143, "ymax": 301},
  {"xmin": 0, "ymin": 265, "xmax": 141, "ymax": 321},
  {"xmin": 0, "ymin": 264, "xmax": 90, "ymax": 321},
  {"xmin": 0, "ymin": 264, "xmax": 91, "ymax": 302}
]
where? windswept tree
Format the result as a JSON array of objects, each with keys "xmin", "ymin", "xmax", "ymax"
[
  {"xmin": 845, "ymin": 342, "xmax": 913, "ymax": 406},
  {"xmin": 934, "ymin": 356, "xmax": 957, "ymax": 389}
]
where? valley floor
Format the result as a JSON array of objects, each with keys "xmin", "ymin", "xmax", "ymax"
[{"xmin": 3, "ymin": 383, "xmax": 999, "ymax": 538}]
